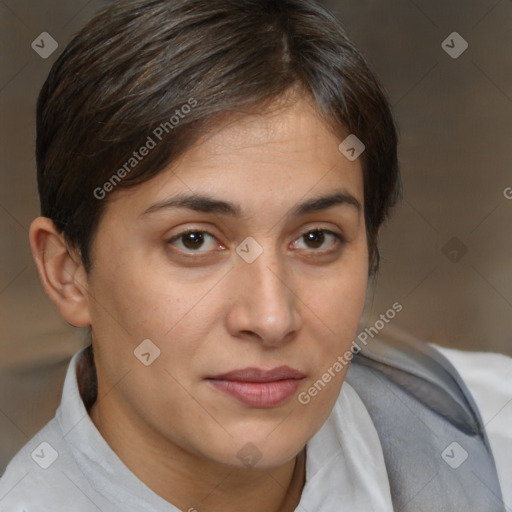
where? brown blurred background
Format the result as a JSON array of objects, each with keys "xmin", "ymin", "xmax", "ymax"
[{"xmin": 1, "ymin": 0, "xmax": 511, "ymax": 472}]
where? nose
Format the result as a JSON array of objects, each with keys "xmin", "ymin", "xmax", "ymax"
[{"xmin": 225, "ymin": 247, "xmax": 302, "ymax": 347}]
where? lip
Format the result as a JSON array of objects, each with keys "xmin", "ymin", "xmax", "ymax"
[{"xmin": 207, "ymin": 366, "xmax": 305, "ymax": 408}]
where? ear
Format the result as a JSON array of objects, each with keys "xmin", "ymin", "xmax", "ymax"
[{"xmin": 29, "ymin": 217, "xmax": 91, "ymax": 328}]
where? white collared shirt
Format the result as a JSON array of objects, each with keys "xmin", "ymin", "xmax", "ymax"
[{"xmin": 0, "ymin": 345, "xmax": 511, "ymax": 511}]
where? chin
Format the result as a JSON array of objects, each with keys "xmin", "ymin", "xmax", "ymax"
[{"xmin": 211, "ymin": 429, "xmax": 307, "ymax": 470}]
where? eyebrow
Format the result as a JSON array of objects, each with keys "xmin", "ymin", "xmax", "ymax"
[{"xmin": 140, "ymin": 190, "xmax": 361, "ymax": 218}]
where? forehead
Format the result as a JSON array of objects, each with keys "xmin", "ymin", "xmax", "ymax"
[
  {"xmin": 105, "ymin": 97, "xmax": 364, "ymax": 220},
  {"xmin": 186, "ymin": 97, "xmax": 346, "ymax": 166}
]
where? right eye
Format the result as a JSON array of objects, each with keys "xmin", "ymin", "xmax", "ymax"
[{"xmin": 167, "ymin": 229, "xmax": 225, "ymax": 254}]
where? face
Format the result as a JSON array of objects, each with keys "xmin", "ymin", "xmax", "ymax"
[{"xmin": 86, "ymin": 97, "xmax": 368, "ymax": 470}]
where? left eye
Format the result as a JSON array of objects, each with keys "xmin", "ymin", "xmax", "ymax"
[{"xmin": 291, "ymin": 229, "xmax": 343, "ymax": 251}]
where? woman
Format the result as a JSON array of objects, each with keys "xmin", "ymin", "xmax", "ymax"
[{"xmin": 0, "ymin": 0, "xmax": 510, "ymax": 510}]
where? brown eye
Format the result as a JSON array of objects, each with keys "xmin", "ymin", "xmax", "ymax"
[
  {"xmin": 168, "ymin": 230, "xmax": 220, "ymax": 253},
  {"xmin": 303, "ymin": 230, "xmax": 325, "ymax": 249},
  {"xmin": 181, "ymin": 231, "xmax": 205, "ymax": 250},
  {"xmin": 292, "ymin": 229, "xmax": 344, "ymax": 252}
]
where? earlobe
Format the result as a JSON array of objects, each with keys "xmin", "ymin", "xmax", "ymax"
[{"xmin": 29, "ymin": 216, "xmax": 91, "ymax": 328}]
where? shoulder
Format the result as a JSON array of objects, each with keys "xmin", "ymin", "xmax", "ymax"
[
  {"xmin": 432, "ymin": 344, "xmax": 512, "ymax": 397},
  {"xmin": 430, "ymin": 344, "xmax": 512, "ymax": 445},
  {"xmin": 348, "ymin": 336, "xmax": 512, "ymax": 509},
  {"xmin": 0, "ymin": 418, "xmax": 73, "ymax": 510},
  {"xmin": 0, "ymin": 416, "xmax": 118, "ymax": 512},
  {"xmin": 0, "ymin": 352, "xmax": 114, "ymax": 512},
  {"xmin": 431, "ymin": 344, "xmax": 512, "ymax": 442},
  {"xmin": 432, "ymin": 345, "xmax": 512, "ymax": 493},
  {"xmin": 428, "ymin": 344, "xmax": 512, "ymax": 509}
]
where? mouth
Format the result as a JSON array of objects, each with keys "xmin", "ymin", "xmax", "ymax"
[{"xmin": 207, "ymin": 366, "xmax": 305, "ymax": 408}]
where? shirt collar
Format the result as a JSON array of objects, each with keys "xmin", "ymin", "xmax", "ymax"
[{"xmin": 56, "ymin": 348, "xmax": 393, "ymax": 511}]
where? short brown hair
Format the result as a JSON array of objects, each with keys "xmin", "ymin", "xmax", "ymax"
[{"xmin": 36, "ymin": 0, "xmax": 400, "ymax": 275}]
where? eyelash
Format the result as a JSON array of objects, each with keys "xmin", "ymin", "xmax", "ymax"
[{"xmin": 167, "ymin": 228, "xmax": 345, "ymax": 256}]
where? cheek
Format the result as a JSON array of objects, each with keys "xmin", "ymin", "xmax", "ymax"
[
  {"xmin": 308, "ymin": 247, "xmax": 368, "ymax": 335},
  {"xmin": 87, "ymin": 253, "xmax": 230, "ymax": 393},
  {"xmin": 300, "ymin": 244, "xmax": 368, "ymax": 388},
  {"xmin": 305, "ymin": 277, "xmax": 365, "ymax": 381},
  {"xmin": 88, "ymin": 253, "xmax": 195, "ymax": 340}
]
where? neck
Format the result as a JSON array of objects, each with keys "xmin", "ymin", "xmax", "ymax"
[{"xmin": 90, "ymin": 395, "xmax": 306, "ymax": 512}]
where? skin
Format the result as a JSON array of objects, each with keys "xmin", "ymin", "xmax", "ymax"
[{"xmin": 30, "ymin": 96, "xmax": 368, "ymax": 512}]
